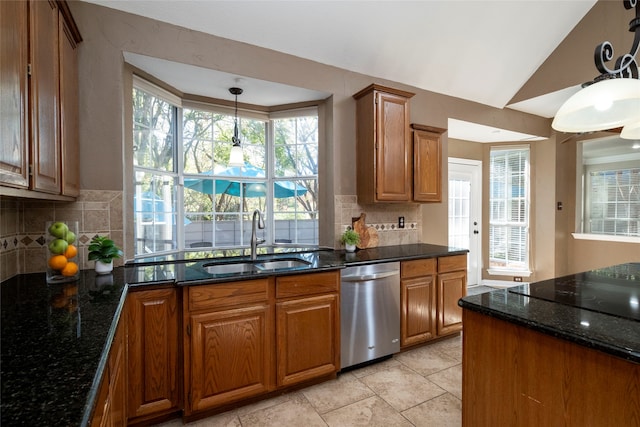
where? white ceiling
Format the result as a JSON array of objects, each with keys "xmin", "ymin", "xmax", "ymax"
[{"xmin": 84, "ymin": 0, "xmax": 601, "ymax": 143}]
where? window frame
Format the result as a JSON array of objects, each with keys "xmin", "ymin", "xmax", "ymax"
[
  {"xmin": 132, "ymin": 79, "xmax": 320, "ymax": 258},
  {"xmin": 487, "ymin": 145, "xmax": 532, "ymax": 276}
]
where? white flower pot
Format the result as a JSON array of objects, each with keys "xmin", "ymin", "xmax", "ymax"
[
  {"xmin": 345, "ymin": 243, "xmax": 357, "ymax": 253},
  {"xmin": 95, "ymin": 260, "xmax": 114, "ymax": 275}
]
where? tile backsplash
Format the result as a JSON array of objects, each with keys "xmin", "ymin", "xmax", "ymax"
[
  {"xmin": 0, "ymin": 190, "xmax": 123, "ymax": 282},
  {"xmin": 334, "ymin": 195, "xmax": 421, "ymax": 248}
]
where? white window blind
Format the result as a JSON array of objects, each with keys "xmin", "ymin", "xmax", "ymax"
[
  {"xmin": 489, "ymin": 146, "xmax": 530, "ymax": 272},
  {"xmin": 587, "ymin": 168, "xmax": 640, "ymax": 237}
]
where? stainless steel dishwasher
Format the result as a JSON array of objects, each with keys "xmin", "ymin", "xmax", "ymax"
[{"xmin": 340, "ymin": 262, "xmax": 400, "ymax": 369}]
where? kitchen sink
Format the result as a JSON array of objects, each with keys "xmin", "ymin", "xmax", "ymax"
[
  {"xmin": 203, "ymin": 262, "xmax": 257, "ymax": 275},
  {"xmin": 255, "ymin": 259, "xmax": 311, "ymax": 271},
  {"xmin": 202, "ymin": 257, "xmax": 311, "ymax": 275}
]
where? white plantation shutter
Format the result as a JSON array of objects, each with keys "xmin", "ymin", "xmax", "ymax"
[
  {"xmin": 587, "ymin": 168, "xmax": 640, "ymax": 237},
  {"xmin": 489, "ymin": 146, "xmax": 530, "ymax": 271}
]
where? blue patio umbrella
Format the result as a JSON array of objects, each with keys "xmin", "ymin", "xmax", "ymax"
[{"xmin": 184, "ymin": 163, "xmax": 307, "ymax": 198}]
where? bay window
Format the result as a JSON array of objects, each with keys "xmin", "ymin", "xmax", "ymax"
[{"xmin": 133, "ymin": 78, "xmax": 319, "ymax": 257}]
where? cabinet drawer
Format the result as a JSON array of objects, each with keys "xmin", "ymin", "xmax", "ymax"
[
  {"xmin": 438, "ymin": 255, "xmax": 467, "ymax": 273},
  {"xmin": 401, "ymin": 258, "xmax": 436, "ymax": 279},
  {"xmin": 276, "ymin": 271, "xmax": 339, "ymax": 299},
  {"xmin": 188, "ymin": 278, "xmax": 270, "ymax": 311}
]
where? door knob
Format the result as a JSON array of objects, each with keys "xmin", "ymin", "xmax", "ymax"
[{"xmin": 473, "ymin": 230, "xmax": 479, "ymax": 234}]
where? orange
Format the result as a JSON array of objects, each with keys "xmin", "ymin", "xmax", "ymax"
[
  {"xmin": 49, "ymin": 255, "xmax": 68, "ymax": 271},
  {"xmin": 64, "ymin": 244, "xmax": 78, "ymax": 259},
  {"xmin": 61, "ymin": 261, "xmax": 79, "ymax": 277}
]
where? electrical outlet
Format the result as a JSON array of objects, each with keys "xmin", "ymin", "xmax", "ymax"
[
  {"xmin": 513, "ymin": 277, "xmax": 523, "ymax": 282},
  {"xmin": 398, "ymin": 216, "xmax": 405, "ymax": 228}
]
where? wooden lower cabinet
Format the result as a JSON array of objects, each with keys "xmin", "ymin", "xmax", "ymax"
[
  {"xmin": 183, "ymin": 278, "xmax": 274, "ymax": 416},
  {"xmin": 400, "ymin": 258, "xmax": 436, "ymax": 348},
  {"xmin": 183, "ymin": 271, "xmax": 340, "ymax": 418},
  {"xmin": 276, "ymin": 293, "xmax": 339, "ymax": 387},
  {"xmin": 187, "ymin": 303, "xmax": 273, "ymax": 412},
  {"xmin": 127, "ymin": 288, "xmax": 180, "ymax": 424},
  {"xmin": 400, "ymin": 255, "xmax": 467, "ymax": 349},
  {"xmin": 437, "ymin": 255, "xmax": 466, "ymax": 336},
  {"xmin": 91, "ymin": 310, "xmax": 126, "ymax": 427}
]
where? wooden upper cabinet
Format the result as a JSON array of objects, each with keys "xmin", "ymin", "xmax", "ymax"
[
  {"xmin": 411, "ymin": 124, "xmax": 445, "ymax": 202},
  {"xmin": 30, "ymin": 0, "xmax": 61, "ymax": 194},
  {"xmin": 0, "ymin": 0, "xmax": 29, "ymax": 189},
  {"xmin": 0, "ymin": 0, "xmax": 81, "ymax": 199},
  {"xmin": 354, "ymin": 84, "xmax": 415, "ymax": 203},
  {"xmin": 59, "ymin": 12, "xmax": 80, "ymax": 197}
]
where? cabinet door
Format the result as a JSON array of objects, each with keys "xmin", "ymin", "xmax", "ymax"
[
  {"xmin": 401, "ymin": 275, "xmax": 436, "ymax": 348},
  {"xmin": 109, "ymin": 312, "xmax": 127, "ymax": 427},
  {"xmin": 0, "ymin": 0, "xmax": 29, "ymax": 189},
  {"xmin": 59, "ymin": 13, "xmax": 79, "ymax": 197},
  {"xmin": 375, "ymin": 91, "xmax": 411, "ymax": 202},
  {"xmin": 276, "ymin": 294, "xmax": 339, "ymax": 387},
  {"xmin": 127, "ymin": 289, "xmax": 180, "ymax": 421},
  {"xmin": 29, "ymin": 0, "xmax": 60, "ymax": 194},
  {"xmin": 413, "ymin": 129, "xmax": 442, "ymax": 202},
  {"xmin": 187, "ymin": 304, "xmax": 273, "ymax": 413},
  {"xmin": 437, "ymin": 270, "xmax": 466, "ymax": 336}
]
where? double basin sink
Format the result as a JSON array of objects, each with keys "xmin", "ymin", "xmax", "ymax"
[{"xmin": 202, "ymin": 258, "xmax": 312, "ymax": 275}]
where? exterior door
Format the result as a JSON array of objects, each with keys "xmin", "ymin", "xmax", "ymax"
[{"xmin": 448, "ymin": 158, "xmax": 482, "ymax": 287}]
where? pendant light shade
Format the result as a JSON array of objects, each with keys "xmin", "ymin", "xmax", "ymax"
[
  {"xmin": 551, "ymin": 78, "xmax": 640, "ymax": 133},
  {"xmin": 228, "ymin": 87, "xmax": 244, "ymax": 167},
  {"xmin": 228, "ymin": 145, "xmax": 244, "ymax": 166},
  {"xmin": 621, "ymin": 121, "xmax": 640, "ymax": 140}
]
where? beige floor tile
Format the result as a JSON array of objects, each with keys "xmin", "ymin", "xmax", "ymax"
[
  {"xmin": 302, "ymin": 372, "xmax": 375, "ymax": 414},
  {"xmin": 428, "ymin": 364, "xmax": 462, "ymax": 399},
  {"xmin": 349, "ymin": 356, "xmax": 401, "ymax": 379},
  {"xmin": 402, "ymin": 393, "xmax": 462, "ymax": 427},
  {"xmin": 359, "ymin": 364, "xmax": 447, "ymax": 411},
  {"xmin": 234, "ymin": 391, "xmax": 299, "ymax": 418},
  {"xmin": 428, "ymin": 335, "xmax": 463, "ymax": 362},
  {"xmin": 322, "ymin": 395, "xmax": 414, "ymax": 427},
  {"xmin": 394, "ymin": 343, "xmax": 460, "ymax": 376},
  {"xmin": 152, "ymin": 411, "xmax": 241, "ymax": 427},
  {"xmin": 238, "ymin": 392, "xmax": 328, "ymax": 427}
]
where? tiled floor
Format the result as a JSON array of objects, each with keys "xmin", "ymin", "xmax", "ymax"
[{"xmin": 155, "ymin": 334, "xmax": 463, "ymax": 427}]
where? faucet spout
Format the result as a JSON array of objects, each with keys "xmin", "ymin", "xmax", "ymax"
[{"xmin": 250, "ymin": 209, "xmax": 265, "ymax": 260}]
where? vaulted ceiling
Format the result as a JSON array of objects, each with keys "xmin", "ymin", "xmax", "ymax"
[{"xmin": 80, "ymin": 0, "xmax": 635, "ymax": 143}]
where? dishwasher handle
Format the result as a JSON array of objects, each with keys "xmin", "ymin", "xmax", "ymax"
[{"xmin": 341, "ymin": 270, "xmax": 399, "ymax": 282}]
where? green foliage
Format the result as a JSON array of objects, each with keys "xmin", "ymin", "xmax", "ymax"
[
  {"xmin": 340, "ymin": 229, "xmax": 361, "ymax": 245},
  {"xmin": 88, "ymin": 235, "xmax": 124, "ymax": 263}
]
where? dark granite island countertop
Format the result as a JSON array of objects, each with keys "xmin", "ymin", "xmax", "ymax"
[{"xmin": 458, "ymin": 262, "xmax": 640, "ymax": 363}]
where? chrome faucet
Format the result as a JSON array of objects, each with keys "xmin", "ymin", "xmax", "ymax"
[{"xmin": 250, "ymin": 209, "xmax": 265, "ymax": 261}]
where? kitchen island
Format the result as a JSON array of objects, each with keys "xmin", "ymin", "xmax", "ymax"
[{"xmin": 458, "ymin": 263, "xmax": 640, "ymax": 427}]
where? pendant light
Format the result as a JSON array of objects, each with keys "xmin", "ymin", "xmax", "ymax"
[
  {"xmin": 228, "ymin": 87, "xmax": 244, "ymax": 167},
  {"xmin": 552, "ymin": 0, "xmax": 640, "ymax": 134}
]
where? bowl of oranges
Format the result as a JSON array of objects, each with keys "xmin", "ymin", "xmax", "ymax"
[{"xmin": 46, "ymin": 221, "xmax": 80, "ymax": 284}]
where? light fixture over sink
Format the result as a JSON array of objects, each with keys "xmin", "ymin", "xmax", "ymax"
[
  {"xmin": 552, "ymin": 0, "xmax": 640, "ymax": 136},
  {"xmin": 228, "ymin": 87, "xmax": 244, "ymax": 166}
]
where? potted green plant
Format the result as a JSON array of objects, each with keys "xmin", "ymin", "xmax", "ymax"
[
  {"xmin": 340, "ymin": 229, "xmax": 360, "ymax": 252},
  {"xmin": 88, "ymin": 235, "xmax": 123, "ymax": 275}
]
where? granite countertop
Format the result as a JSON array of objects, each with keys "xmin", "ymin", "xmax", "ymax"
[
  {"xmin": 125, "ymin": 243, "xmax": 469, "ymax": 286},
  {"xmin": 0, "ymin": 269, "xmax": 128, "ymax": 427},
  {"xmin": 459, "ymin": 263, "xmax": 640, "ymax": 363},
  {"xmin": 1, "ymin": 243, "xmax": 466, "ymax": 426}
]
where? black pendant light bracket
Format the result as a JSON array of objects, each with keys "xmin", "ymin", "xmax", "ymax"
[
  {"xmin": 589, "ymin": 0, "xmax": 639, "ymax": 85},
  {"xmin": 229, "ymin": 87, "xmax": 243, "ymax": 146}
]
